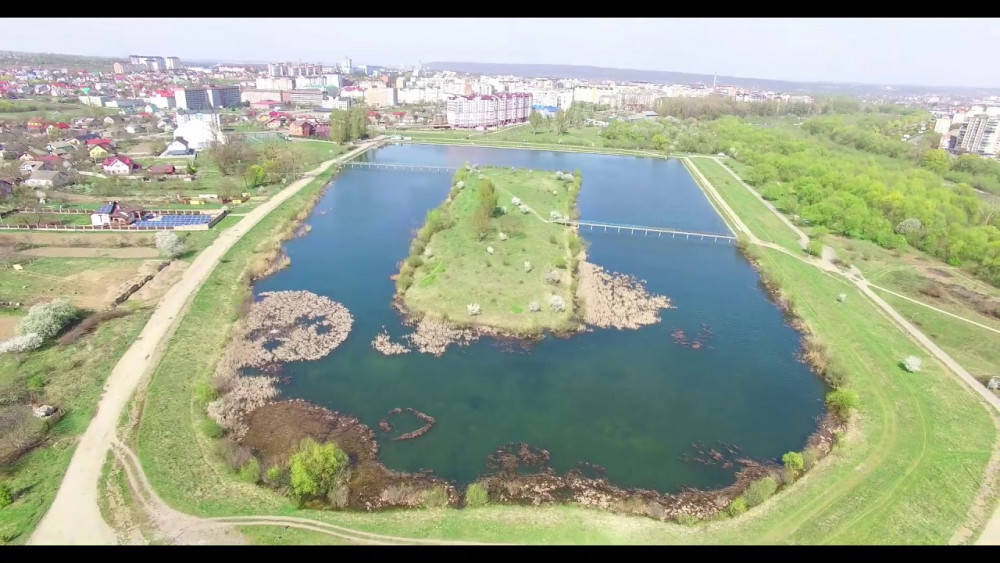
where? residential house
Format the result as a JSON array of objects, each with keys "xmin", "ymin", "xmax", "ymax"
[
  {"xmin": 103, "ymin": 115, "xmax": 124, "ymax": 126},
  {"xmin": 288, "ymin": 120, "xmax": 315, "ymax": 137},
  {"xmin": 86, "ymin": 137, "xmax": 116, "ymax": 149},
  {"xmin": 47, "ymin": 141, "xmax": 76, "ymax": 155},
  {"xmin": 26, "ymin": 118, "xmax": 48, "ymax": 133},
  {"xmin": 36, "ymin": 155, "xmax": 67, "ymax": 170},
  {"xmin": 164, "ymin": 137, "xmax": 192, "ymax": 156},
  {"xmin": 264, "ymin": 118, "xmax": 283, "ymax": 130},
  {"xmin": 18, "ymin": 148, "xmax": 47, "ymax": 161},
  {"xmin": 0, "ymin": 179, "xmax": 14, "ymax": 197},
  {"xmin": 125, "ymin": 124, "xmax": 146, "ymax": 135},
  {"xmin": 20, "ymin": 160, "xmax": 47, "ymax": 174},
  {"xmin": 71, "ymin": 133, "xmax": 100, "ymax": 146},
  {"xmin": 89, "ymin": 143, "xmax": 113, "ymax": 159},
  {"xmin": 102, "ymin": 156, "xmax": 140, "ymax": 175},
  {"xmin": 148, "ymin": 164, "xmax": 176, "ymax": 175},
  {"xmin": 90, "ymin": 201, "xmax": 145, "ymax": 226},
  {"xmin": 24, "ymin": 170, "xmax": 68, "ymax": 188}
]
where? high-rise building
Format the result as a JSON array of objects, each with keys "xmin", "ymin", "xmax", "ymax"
[
  {"xmin": 165, "ymin": 57, "xmax": 182, "ymax": 70},
  {"xmin": 446, "ymin": 93, "xmax": 532, "ymax": 129},
  {"xmin": 174, "ymin": 86, "xmax": 241, "ymax": 111},
  {"xmin": 128, "ymin": 55, "xmax": 165, "ymax": 71},
  {"xmin": 341, "ymin": 57, "xmax": 353, "ymax": 75},
  {"xmin": 267, "ymin": 62, "xmax": 322, "ymax": 77},
  {"xmin": 956, "ymin": 114, "xmax": 1000, "ymax": 158}
]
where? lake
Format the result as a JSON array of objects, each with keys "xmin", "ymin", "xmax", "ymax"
[{"xmin": 252, "ymin": 143, "xmax": 827, "ymax": 493}]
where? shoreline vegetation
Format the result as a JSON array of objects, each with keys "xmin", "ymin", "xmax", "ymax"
[{"xmin": 128, "ymin": 136, "xmax": 999, "ymax": 544}]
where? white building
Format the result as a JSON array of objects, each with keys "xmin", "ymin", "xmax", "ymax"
[
  {"xmin": 174, "ymin": 86, "xmax": 241, "ymax": 111},
  {"xmin": 955, "ymin": 114, "xmax": 1000, "ymax": 158},
  {"xmin": 446, "ymin": 93, "xmax": 532, "ymax": 129},
  {"xmin": 173, "ymin": 120, "xmax": 226, "ymax": 151},
  {"xmin": 363, "ymin": 87, "xmax": 397, "ymax": 108},
  {"xmin": 165, "ymin": 57, "xmax": 182, "ymax": 70},
  {"xmin": 256, "ymin": 77, "xmax": 295, "ymax": 91},
  {"xmin": 176, "ymin": 110, "xmax": 222, "ymax": 129},
  {"xmin": 341, "ymin": 57, "xmax": 353, "ymax": 74},
  {"xmin": 322, "ymin": 98, "xmax": 352, "ymax": 110}
]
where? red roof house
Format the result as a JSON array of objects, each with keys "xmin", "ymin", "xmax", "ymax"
[
  {"xmin": 87, "ymin": 138, "xmax": 116, "ymax": 147},
  {"xmin": 102, "ymin": 156, "xmax": 140, "ymax": 175},
  {"xmin": 53, "ymin": 122, "xmax": 70, "ymax": 129}
]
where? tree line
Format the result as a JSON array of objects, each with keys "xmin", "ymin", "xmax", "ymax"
[{"xmin": 328, "ymin": 106, "xmax": 369, "ymax": 144}]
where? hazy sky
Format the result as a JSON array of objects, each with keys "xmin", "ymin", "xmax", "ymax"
[{"xmin": 2, "ymin": 18, "xmax": 999, "ymax": 88}]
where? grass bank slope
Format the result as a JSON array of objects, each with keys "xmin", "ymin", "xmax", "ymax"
[{"xmin": 401, "ymin": 166, "xmax": 580, "ymax": 333}]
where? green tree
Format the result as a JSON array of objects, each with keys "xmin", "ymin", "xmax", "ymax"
[
  {"xmin": 289, "ymin": 438, "xmax": 348, "ymax": 501},
  {"xmin": 478, "ymin": 177, "xmax": 498, "ymax": 217},
  {"xmin": 245, "ymin": 164, "xmax": 266, "ymax": 189},
  {"xmin": 465, "ymin": 483, "xmax": 489, "ymax": 508},
  {"xmin": 329, "ymin": 109, "xmax": 350, "ymax": 143},
  {"xmin": 920, "ymin": 149, "xmax": 950, "ymax": 175},
  {"xmin": 554, "ymin": 109, "xmax": 569, "ymax": 134},
  {"xmin": 0, "ymin": 482, "xmax": 12, "ymax": 509},
  {"xmin": 743, "ymin": 476, "xmax": 778, "ymax": 507},
  {"xmin": 726, "ymin": 496, "xmax": 747, "ymax": 516},
  {"xmin": 782, "ymin": 451, "xmax": 804, "ymax": 473},
  {"xmin": 529, "ymin": 110, "xmax": 543, "ymax": 135},
  {"xmin": 826, "ymin": 388, "xmax": 860, "ymax": 418}
]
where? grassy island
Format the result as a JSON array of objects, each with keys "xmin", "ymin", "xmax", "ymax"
[{"xmin": 395, "ymin": 164, "xmax": 584, "ymax": 334}]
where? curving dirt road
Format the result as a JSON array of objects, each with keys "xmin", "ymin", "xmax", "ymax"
[{"xmin": 28, "ymin": 140, "xmax": 385, "ymax": 546}]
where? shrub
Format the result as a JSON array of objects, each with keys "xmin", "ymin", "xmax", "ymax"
[
  {"xmin": 193, "ymin": 382, "xmax": 218, "ymax": 405},
  {"xmin": 545, "ymin": 270, "xmax": 562, "ymax": 285},
  {"xmin": 0, "ymin": 333, "xmax": 43, "ymax": 354},
  {"xmin": 802, "ymin": 447, "xmax": 821, "ymax": 470},
  {"xmin": 217, "ymin": 438, "xmax": 252, "ymax": 471},
  {"xmin": 467, "ymin": 303, "xmax": 482, "ymax": 316},
  {"xmin": 289, "ymin": 438, "xmax": 348, "ymax": 501},
  {"xmin": 154, "ymin": 230, "xmax": 187, "ymax": 258},
  {"xmin": 422, "ymin": 486, "xmax": 450, "ymax": 508},
  {"xmin": 554, "ymin": 257, "xmax": 567, "ymax": 269},
  {"xmin": 238, "ymin": 458, "xmax": 261, "ymax": 484},
  {"xmin": 902, "ymin": 355, "xmax": 922, "ymax": 373},
  {"xmin": 17, "ymin": 299, "xmax": 78, "ymax": 340},
  {"xmin": 200, "ymin": 418, "xmax": 224, "ymax": 439},
  {"xmin": 27, "ymin": 374, "xmax": 45, "ymax": 391},
  {"xmin": 410, "ymin": 239, "xmax": 426, "ymax": 256},
  {"xmin": 782, "ymin": 451, "xmax": 804, "ymax": 473},
  {"xmin": 806, "ymin": 239, "xmax": 823, "ymax": 257},
  {"xmin": 523, "ymin": 261, "xmax": 532, "ymax": 272},
  {"xmin": 0, "ymin": 483, "xmax": 11, "ymax": 509},
  {"xmin": 549, "ymin": 295, "xmax": 566, "ymax": 312},
  {"xmin": 548, "ymin": 234, "xmax": 558, "ymax": 245},
  {"xmin": 407, "ymin": 255, "xmax": 424, "ymax": 269},
  {"xmin": 825, "ymin": 388, "xmax": 860, "ymax": 418},
  {"xmin": 528, "ymin": 300, "xmax": 541, "ymax": 313},
  {"xmin": 726, "ymin": 496, "xmax": 747, "ymax": 516},
  {"xmin": 511, "ymin": 196, "xmax": 521, "ymax": 206},
  {"xmin": 396, "ymin": 272, "xmax": 413, "ymax": 292},
  {"xmin": 743, "ymin": 476, "xmax": 778, "ymax": 507},
  {"xmin": 465, "ymin": 483, "xmax": 489, "ymax": 508},
  {"xmin": 264, "ymin": 465, "xmax": 286, "ymax": 486}
]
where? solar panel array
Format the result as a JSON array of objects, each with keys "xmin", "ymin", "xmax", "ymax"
[
  {"xmin": 134, "ymin": 214, "xmax": 212, "ymax": 228},
  {"xmin": 96, "ymin": 204, "xmax": 114, "ymax": 213}
]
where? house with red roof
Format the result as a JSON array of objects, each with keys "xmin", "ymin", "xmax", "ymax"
[
  {"xmin": 86, "ymin": 138, "xmax": 116, "ymax": 148},
  {"xmin": 102, "ymin": 156, "xmax": 140, "ymax": 175},
  {"xmin": 52, "ymin": 122, "xmax": 70, "ymax": 130},
  {"xmin": 288, "ymin": 120, "xmax": 315, "ymax": 137}
]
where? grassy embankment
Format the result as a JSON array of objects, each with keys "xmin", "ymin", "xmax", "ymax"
[
  {"xmin": 126, "ymin": 147, "xmax": 998, "ymax": 544},
  {"xmin": 398, "ymin": 166, "xmax": 580, "ymax": 333},
  {"xmin": 688, "ymin": 157, "xmax": 804, "ymax": 253},
  {"xmin": 395, "ymin": 126, "xmax": 665, "ymax": 157},
  {"xmin": 822, "ymin": 235, "xmax": 1000, "ymax": 394},
  {"xmin": 0, "ymin": 307, "xmax": 152, "ymax": 544}
]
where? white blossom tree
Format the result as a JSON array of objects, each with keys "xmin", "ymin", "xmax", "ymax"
[
  {"xmin": 467, "ymin": 303, "xmax": 482, "ymax": 316},
  {"xmin": 528, "ymin": 301, "xmax": 541, "ymax": 313},
  {"xmin": 549, "ymin": 295, "xmax": 565, "ymax": 312},
  {"xmin": 903, "ymin": 356, "xmax": 922, "ymax": 372},
  {"xmin": 155, "ymin": 230, "xmax": 187, "ymax": 258}
]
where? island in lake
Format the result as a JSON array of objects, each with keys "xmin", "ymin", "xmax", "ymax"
[{"xmin": 390, "ymin": 163, "xmax": 674, "ymax": 349}]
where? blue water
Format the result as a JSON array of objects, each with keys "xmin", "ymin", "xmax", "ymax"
[{"xmin": 253, "ymin": 144, "xmax": 827, "ymax": 493}]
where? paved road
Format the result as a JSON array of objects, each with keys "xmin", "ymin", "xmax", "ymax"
[{"xmin": 28, "ymin": 140, "xmax": 383, "ymax": 545}]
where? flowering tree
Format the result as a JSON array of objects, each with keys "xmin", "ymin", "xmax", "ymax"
[{"xmin": 155, "ymin": 231, "xmax": 187, "ymax": 258}]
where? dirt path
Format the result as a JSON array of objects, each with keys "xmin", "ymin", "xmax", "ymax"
[
  {"xmin": 18, "ymin": 247, "xmax": 160, "ymax": 259},
  {"xmin": 690, "ymin": 156, "xmax": 1000, "ymax": 545},
  {"xmin": 28, "ymin": 140, "xmax": 386, "ymax": 546}
]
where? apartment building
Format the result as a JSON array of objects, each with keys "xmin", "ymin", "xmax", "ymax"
[
  {"xmin": 446, "ymin": 93, "xmax": 532, "ymax": 129},
  {"xmin": 363, "ymin": 86, "xmax": 397, "ymax": 108},
  {"xmin": 165, "ymin": 57, "xmax": 182, "ymax": 70},
  {"xmin": 956, "ymin": 114, "xmax": 1000, "ymax": 157},
  {"xmin": 288, "ymin": 89, "xmax": 324, "ymax": 106},
  {"xmin": 174, "ymin": 86, "xmax": 241, "ymax": 111},
  {"xmin": 268, "ymin": 62, "xmax": 322, "ymax": 77}
]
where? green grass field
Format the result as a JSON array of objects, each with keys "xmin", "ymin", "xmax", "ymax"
[
  {"xmin": 688, "ymin": 157, "xmax": 804, "ymax": 253},
  {"xmin": 239, "ymin": 526, "xmax": 352, "ymax": 545},
  {"xmin": 127, "ymin": 147, "xmax": 1000, "ymax": 544},
  {"xmin": 403, "ymin": 167, "xmax": 578, "ymax": 332},
  {"xmin": 0, "ymin": 308, "xmax": 152, "ymax": 544}
]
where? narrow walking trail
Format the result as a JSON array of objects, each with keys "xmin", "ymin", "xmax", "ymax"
[
  {"xmin": 28, "ymin": 140, "xmax": 385, "ymax": 546},
  {"xmin": 687, "ymin": 156, "xmax": 1000, "ymax": 545}
]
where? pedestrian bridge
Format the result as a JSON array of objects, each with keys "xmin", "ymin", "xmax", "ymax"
[
  {"xmin": 552, "ymin": 220, "xmax": 736, "ymax": 243},
  {"xmin": 342, "ymin": 161, "xmax": 455, "ymax": 173}
]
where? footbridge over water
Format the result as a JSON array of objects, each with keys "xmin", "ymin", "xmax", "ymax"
[
  {"xmin": 344, "ymin": 161, "xmax": 738, "ymax": 244},
  {"xmin": 552, "ymin": 220, "xmax": 737, "ymax": 244}
]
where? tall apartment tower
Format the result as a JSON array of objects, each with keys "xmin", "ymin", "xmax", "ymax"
[{"xmin": 956, "ymin": 114, "xmax": 1000, "ymax": 158}]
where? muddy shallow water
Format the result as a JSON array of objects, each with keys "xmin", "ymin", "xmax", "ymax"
[{"xmin": 252, "ymin": 144, "xmax": 827, "ymax": 494}]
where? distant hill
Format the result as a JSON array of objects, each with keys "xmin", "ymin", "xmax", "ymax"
[
  {"xmin": 0, "ymin": 50, "xmax": 116, "ymax": 72},
  {"xmin": 424, "ymin": 61, "xmax": 1000, "ymax": 97}
]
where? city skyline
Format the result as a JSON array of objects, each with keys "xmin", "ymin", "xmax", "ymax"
[{"xmin": 1, "ymin": 18, "xmax": 999, "ymax": 89}]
